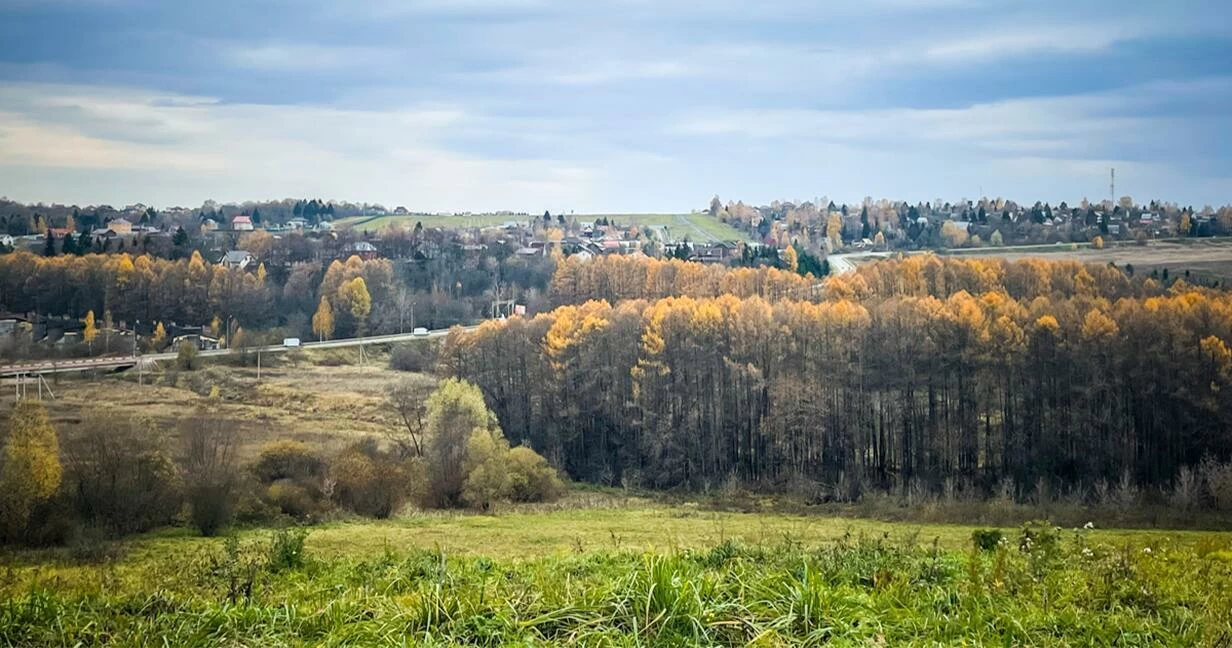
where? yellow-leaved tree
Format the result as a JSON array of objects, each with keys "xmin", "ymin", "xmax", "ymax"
[
  {"xmin": 0, "ymin": 401, "xmax": 62, "ymax": 542},
  {"xmin": 312, "ymin": 296, "xmax": 334, "ymax": 341},
  {"xmin": 83, "ymin": 310, "xmax": 97, "ymax": 348},
  {"xmin": 151, "ymin": 322, "xmax": 167, "ymax": 350},
  {"xmin": 782, "ymin": 245, "xmax": 799, "ymax": 273},
  {"xmin": 336, "ymin": 277, "xmax": 371, "ymax": 336}
]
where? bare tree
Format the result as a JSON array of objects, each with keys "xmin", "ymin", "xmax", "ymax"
[
  {"xmin": 181, "ymin": 411, "xmax": 239, "ymax": 536},
  {"xmin": 385, "ymin": 377, "xmax": 434, "ymax": 459}
]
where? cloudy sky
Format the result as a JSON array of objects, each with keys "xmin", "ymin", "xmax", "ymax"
[{"xmin": 1, "ymin": 0, "xmax": 1229, "ymax": 212}]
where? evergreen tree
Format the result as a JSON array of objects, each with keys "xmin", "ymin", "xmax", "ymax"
[{"xmin": 43, "ymin": 232, "xmax": 56, "ymax": 257}]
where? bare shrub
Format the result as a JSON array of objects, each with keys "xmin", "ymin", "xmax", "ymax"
[
  {"xmin": 1031, "ymin": 477, "xmax": 1053, "ymax": 506},
  {"xmin": 1093, "ymin": 479, "xmax": 1112, "ymax": 506},
  {"xmin": 181, "ymin": 413, "xmax": 240, "ymax": 536},
  {"xmin": 63, "ymin": 415, "xmax": 182, "ymax": 535},
  {"xmin": 1113, "ymin": 469, "xmax": 1140, "ymax": 509},
  {"xmin": 389, "ymin": 341, "xmax": 440, "ymax": 373},
  {"xmin": 996, "ymin": 478, "xmax": 1016, "ymax": 504},
  {"xmin": 942, "ymin": 477, "xmax": 957, "ymax": 505},
  {"xmin": 1169, "ymin": 466, "xmax": 1201, "ymax": 510},
  {"xmin": 1200, "ymin": 457, "xmax": 1232, "ymax": 511}
]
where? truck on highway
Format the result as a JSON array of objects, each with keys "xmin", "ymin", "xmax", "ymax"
[
  {"xmin": 283, "ymin": 337, "xmax": 301, "ymax": 347},
  {"xmin": 413, "ymin": 327, "xmax": 429, "ymax": 337}
]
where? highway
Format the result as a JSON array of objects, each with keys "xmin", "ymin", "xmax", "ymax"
[{"xmin": 0, "ymin": 325, "xmax": 478, "ymax": 377}]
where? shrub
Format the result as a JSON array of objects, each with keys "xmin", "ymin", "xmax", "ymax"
[
  {"xmin": 267, "ymin": 527, "xmax": 310, "ymax": 572},
  {"xmin": 176, "ymin": 343, "xmax": 200, "ymax": 370},
  {"xmin": 0, "ymin": 401, "xmax": 62, "ymax": 543},
  {"xmin": 389, "ymin": 342, "xmax": 439, "ymax": 373},
  {"xmin": 265, "ymin": 481, "xmax": 319, "ymax": 519},
  {"xmin": 971, "ymin": 529, "xmax": 1003, "ymax": 552},
  {"xmin": 1169, "ymin": 466, "xmax": 1201, "ymax": 510},
  {"xmin": 1200, "ymin": 457, "xmax": 1232, "ymax": 511},
  {"xmin": 253, "ymin": 441, "xmax": 326, "ymax": 485},
  {"xmin": 331, "ymin": 441, "xmax": 410, "ymax": 518},
  {"xmin": 505, "ymin": 446, "xmax": 565, "ymax": 503},
  {"xmin": 63, "ymin": 415, "xmax": 182, "ymax": 535},
  {"xmin": 181, "ymin": 414, "xmax": 240, "ymax": 536},
  {"xmin": 462, "ymin": 430, "xmax": 511, "ymax": 510}
]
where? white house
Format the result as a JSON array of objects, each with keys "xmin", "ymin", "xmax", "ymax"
[
  {"xmin": 220, "ymin": 250, "xmax": 257, "ymax": 270},
  {"xmin": 232, "ymin": 215, "xmax": 254, "ymax": 231}
]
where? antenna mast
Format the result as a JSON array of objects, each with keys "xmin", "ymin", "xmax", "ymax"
[{"xmin": 1110, "ymin": 168, "xmax": 1115, "ymax": 204}]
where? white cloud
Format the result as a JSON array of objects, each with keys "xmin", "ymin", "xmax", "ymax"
[
  {"xmin": 0, "ymin": 82, "xmax": 600, "ymax": 210},
  {"xmin": 221, "ymin": 43, "xmax": 397, "ymax": 72}
]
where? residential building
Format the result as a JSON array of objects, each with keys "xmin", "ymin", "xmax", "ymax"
[
  {"xmin": 220, "ymin": 250, "xmax": 257, "ymax": 270},
  {"xmin": 108, "ymin": 218, "xmax": 133, "ymax": 234}
]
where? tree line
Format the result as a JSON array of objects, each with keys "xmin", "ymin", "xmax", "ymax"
[
  {"xmin": 0, "ymin": 251, "xmax": 398, "ymax": 341},
  {"xmin": 442, "ymin": 255, "xmax": 1232, "ymax": 503}
]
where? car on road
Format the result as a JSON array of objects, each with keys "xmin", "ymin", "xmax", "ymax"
[{"xmin": 413, "ymin": 327, "xmax": 429, "ymax": 337}]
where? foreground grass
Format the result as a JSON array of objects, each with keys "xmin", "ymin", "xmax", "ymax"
[{"xmin": 3, "ymin": 505, "xmax": 1231, "ymax": 646}]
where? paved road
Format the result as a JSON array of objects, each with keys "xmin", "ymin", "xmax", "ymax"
[
  {"xmin": 827, "ymin": 251, "xmax": 892, "ymax": 274},
  {"xmin": 0, "ymin": 325, "xmax": 477, "ymax": 377}
]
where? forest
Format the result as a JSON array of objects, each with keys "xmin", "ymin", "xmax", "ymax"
[{"xmin": 443, "ymin": 255, "xmax": 1232, "ymax": 501}]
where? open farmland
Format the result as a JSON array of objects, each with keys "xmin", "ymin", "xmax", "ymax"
[
  {"xmin": 0, "ymin": 349, "xmax": 427, "ymax": 462},
  {"xmin": 336, "ymin": 212, "xmax": 750, "ymax": 242},
  {"xmin": 944, "ymin": 238, "xmax": 1232, "ymax": 283}
]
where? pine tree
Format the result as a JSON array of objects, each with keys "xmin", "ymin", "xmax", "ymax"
[{"xmin": 42, "ymin": 232, "xmax": 56, "ymax": 257}]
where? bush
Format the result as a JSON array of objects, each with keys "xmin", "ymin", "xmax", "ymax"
[
  {"xmin": 0, "ymin": 401, "xmax": 62, "ymax": 543},
  {"xmin": 253, "ymin": 441, "xmax": 326, "ymax": 485},
  {"xmin": 176, "ymin": 343, "xmax": 200, "ymax": 371},
  {"xmin": 265, "ymin": 481, "xmax": 319, "ymax": 519},
  {"xmin": 971, "ymin": 529, "xmax": 1004, "ymax": 552},
  {"xmin": 1200, "ymin": 457, "xmax": 1232, "ymax": 511},
  {"xmin": 267, "ymin": 527, "xmax": 310, "ymax": 572},
  {"xmin": 181, "ymin": 414, "xmax": 240, "ymax": 536},
  {"xmin": 63, "ymin": 415, "xmax": 182, "ymax": 535},
  {"xmin": 505, "ymin": 446, "xmax": 565, "ymax": 503},
  {"xmin": 331, "ymin": 441, "xmax": 410, "ymax": 518},
  {"xmin": 462, "ymin": 430, "xmax": 511, "ymax": 510},
  {"xmin": 389, "ymin": 341, "xmax": 439, "ymax": 373},
  {"xmin": 425, "ymin": 379, "xmax": 498, "ymax": 507}
]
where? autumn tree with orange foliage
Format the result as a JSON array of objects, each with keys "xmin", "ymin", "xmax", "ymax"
[{"xmin": 445, "ymin": 255, "xmax": 1232, "ymax": 499}]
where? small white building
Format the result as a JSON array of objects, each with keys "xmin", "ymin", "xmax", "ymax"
[
  {"xmin": 220, "ymin": 250, "xmax": 257, "ymax": 270},
  {"xmin": 232, "ymin": 215, "xmax": 254, "ymax": 231}
]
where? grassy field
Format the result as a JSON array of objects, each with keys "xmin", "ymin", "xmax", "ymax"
[
  {"xmin": 5, "ymin": 352, "xmax": 1232, "ymax": 644},
  {"xmin": 335, "ymin": 212, "xmax": 750, "ymax": 242},
  {"xmin": 2, "ymin": 503, "xmax": 1231, "ymax": 645},
  {"xmin": 941, "ymin": 238, "xmax": 1232, "ymax": 283},
  {"xmin": 1, "ymin": 348, "xmax": 421, "ymax": 462}
]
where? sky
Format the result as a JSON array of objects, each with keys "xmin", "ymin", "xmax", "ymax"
[{"xmin": 0, "ymin": 0, "xmax": 1230, "ymax": 212}]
